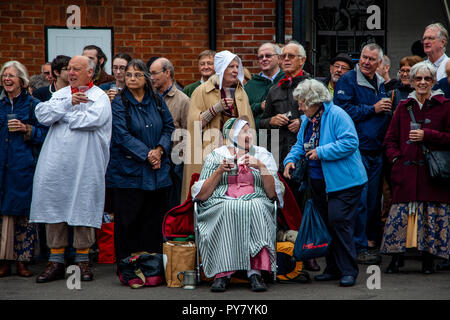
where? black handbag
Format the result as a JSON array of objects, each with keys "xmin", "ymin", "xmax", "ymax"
[{"xmin": 407, "ymin": 105, "xmax": 450, "ymax": 184}]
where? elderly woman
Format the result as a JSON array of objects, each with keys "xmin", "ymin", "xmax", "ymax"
[
  {"xmin": 391, "ymin": 55, "xmax": 423, "ymax": 111},
  {"xmin": 0, "ymin": 61, "xmax": 47, "ymax": 277},
  {"xmin": 283, "ymin": 79, "xmax": 367, "ymax": 287},
  {"xmin": 181, "ymin": 50, "xmax": 255, "ymax": 202},
  {"xmin": 106, "ymin": 59, "xmax": 174, "ymax": 263},
  {"xmin": 192, "ymin": 116, "xmax": 284, "ymax": 292},
  {"xmin": 381, "ymin": 61, "xmax": 450, "ymax": 274},
  {"xmin": 100, "ymin": 53, "xmax": 132, "ymax": 102}
]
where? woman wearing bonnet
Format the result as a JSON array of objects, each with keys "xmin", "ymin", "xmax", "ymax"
[{"xmin": 181, "ymin": 50, "xmax": 255, "ymax": 202}]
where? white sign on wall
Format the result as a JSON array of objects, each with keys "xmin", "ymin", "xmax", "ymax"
[{"xmin": 46, "ymin": 28, "xmax": 112, "ymax": 74}]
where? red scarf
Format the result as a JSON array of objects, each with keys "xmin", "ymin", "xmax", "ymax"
[
  {"xmin": 277, "ymin": 70, "xmax": 304, "ymax": 87},
  {"xmin": 71, "ymin": 81, "xmax": 94, "ymax": 94}
]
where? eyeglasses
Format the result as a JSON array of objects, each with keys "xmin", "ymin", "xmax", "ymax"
[
  {"xmin": 413, "ymin": 76, "xmax": 433, "ymax": 82},
  {"xmin": 1, "ymin": 74, "xmax": 17, "ymax": 79},
  {"xmin": 399, "ymin": 69, "xmax": 410, "ymax": 74},
  {"xmin": 332, "ymin": 64, "xmax": 350, "ymax": 71},
  {"xmin": 113, "ymin": 66, "xmax": 126, "ymax": 71},
  {"xmin": 61, "ymin": 67, "xmax": 68, "ymax": 71},
  {"xmin": 149, "ymin": 70, "xmax": 164, "ymax": 77},
  {"xmin": 280, "ymin": 53, "xmax": 301, "ymax": 60},
  {"xmin": 258, "ymin": 54, "xmax": 277, "ymax": 60},
  {"xmin": 125, "ymin": 72, "xmax": 145, "ymax": 79}
]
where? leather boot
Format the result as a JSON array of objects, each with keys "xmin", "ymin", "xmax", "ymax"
[
  {"xmin": 422, "ymin": 252, "xmax": 434, "ymax": 274},
  {"xmin": 17, "ymin": 262, "xmax": 33, "ymax": 277},
  {"xmin": 36, "ymin": 262, "xmax": 65, "ymax": 283},
  {"xmin": 0, "ymin": 260, "xmax": 11, "ymax": 278},
  {"xmin": 78, "ymin": 261, "xmax": 93, "ymax": 281},
  {"xmin": 385, "ymin": 254, "xmax": 401, "ymax": 274}
]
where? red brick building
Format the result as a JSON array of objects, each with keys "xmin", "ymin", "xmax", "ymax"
[{"xmin": 0, "ymin": 0, "xmax": 294, "ymax": 87}]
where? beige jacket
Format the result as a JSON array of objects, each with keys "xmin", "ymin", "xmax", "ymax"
[
  {"xmin": 181, "ymin": 74, "xmax": 255, "ymax": 202},
  {"xmin": 164, "ymin": 84, "xmax": 190, "ymax": 130}
]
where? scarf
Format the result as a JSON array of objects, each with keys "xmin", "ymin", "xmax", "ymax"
[
  {"xmin": 278, "ymin": 70, "xmax": 304, "ymax": 87},
  {"xmin": 306, "ymin": 104, "xmax": 325, "ymax": 149}
]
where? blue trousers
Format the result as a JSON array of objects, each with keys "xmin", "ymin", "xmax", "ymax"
[
  {"xmin": 354, "ymin": 153, "xmax": 383, "ymax": 252},
  {"xmin": 310, "ymin": 179, "xmax": 363, "ymax": 278}
]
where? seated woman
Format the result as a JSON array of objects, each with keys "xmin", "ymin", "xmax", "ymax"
[{"xmin": 192, "ymin": 116, "xmax": 284, "ymax": 292}]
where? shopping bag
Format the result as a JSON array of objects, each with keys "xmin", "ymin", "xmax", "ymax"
[
  {"xmin": 293, "ymin": 199, "xmax": 331, "ymax": 261},
  {"xmin": 162, "ymin": 241, "xmax": 196, "ymax": 287}
]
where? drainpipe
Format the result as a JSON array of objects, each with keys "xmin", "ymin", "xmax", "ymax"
[
  {"xmin": 276, "ymin": 0, "xmax": 285, "ymax": 44},
  {"xmin": 209, "ymin": 0, "xmax": 216, "ymax": 51},
  {"xmin": 292, "ymin": 0, "xmax": 306, "ymax": 45}
]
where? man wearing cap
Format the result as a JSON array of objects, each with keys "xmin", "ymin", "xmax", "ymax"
[{"xmin": 323, "ymin": 53, "xmax": 353, "ymax": 97}]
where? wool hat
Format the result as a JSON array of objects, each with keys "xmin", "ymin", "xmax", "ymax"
[{"xmin": 331, "ymin": 53, "xmax": 354, "ymax": 69}]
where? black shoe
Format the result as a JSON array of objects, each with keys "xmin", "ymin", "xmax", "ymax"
[
  {"xmin": 211, "ymin": 277, "xmax": 229, "ymax": 292},
  {"xmin": 436, "ymin": 259, "xmax": 450, "ymax": 271},
  {"xmin": 314, "ymin": 273, "xmax": 340, "ymax": 282},
  {"xmin": 422, "ymin": 252, "xmax": 434, "ymax": 275},
  {"xmin": 303, "ymin": 258, "xmax": 321, "ymax": 272},
  {"xmin": 249, "ymin": 274, "xmax": 267, "ymax": 292},
  {"xmin": 385, "ymin": 254, "xmax": 402, "ymax": 274},
  {"xmin": 339, "ymin": 275, "xmax": 356, "ymax": 287}
]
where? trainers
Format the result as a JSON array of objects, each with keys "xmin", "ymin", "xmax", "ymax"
[{"xmin": 357, "ymin": 250, "xmax": 381, "ymax": 265}]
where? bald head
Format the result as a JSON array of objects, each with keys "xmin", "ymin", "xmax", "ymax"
[
  {"xmin": 68, "ymin": 55, "xmax": 95, "ymax": 88},
  {"xmin": 150, "ymin": 57, "xmax": 174, "ymax": 93}
]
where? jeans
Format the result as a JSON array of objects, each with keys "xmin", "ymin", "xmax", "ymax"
[{"xmin": 354, "ymin": 153, "xmax": 383, "ymax": 252}]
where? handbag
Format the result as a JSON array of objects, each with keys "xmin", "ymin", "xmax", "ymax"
[
  {"xmin": 290, "ymin": 155, "xmax": 307, "ymax": 185},
  {"xmin": 293, "ymin": 198, "xmax": 331, "ymax": 261},
  {"xmin": 407, "ymin": 105, "xmax": 450, "ymax": 184},
  {"xmin": 118, "ymin": 252, "xmax": 164, "ymax": 289},
  {"xmin": 162, "ymin": 241, "xmax": 196, "ymax": 287}
]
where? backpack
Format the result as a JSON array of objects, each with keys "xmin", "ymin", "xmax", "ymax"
[{"xmin": 118, "ymin": 252, "xmax": 165, "ymax": 289}]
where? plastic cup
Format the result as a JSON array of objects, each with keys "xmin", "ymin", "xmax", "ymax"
[
  {"xmin": 410, "ymin": 122, "xmax": 421, "ymax": 131},
  {"xmin": 78, "ymin": 85, "xmax": 89, "ymax": 93}
]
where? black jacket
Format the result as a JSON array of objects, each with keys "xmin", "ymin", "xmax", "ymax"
[{"xmin": 260, "ymin": 73, "xmax": 310, "ymax": 170}]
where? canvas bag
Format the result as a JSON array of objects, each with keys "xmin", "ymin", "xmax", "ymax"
[
  {"xmin": 293, "ymin": 199, "xmax": 331, "ymax": 261},
  {"xmin": 162, "ymin": 241, "xmax": 196, "ymax": 287}
]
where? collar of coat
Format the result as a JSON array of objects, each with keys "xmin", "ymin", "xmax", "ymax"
[
  {"xmin": 406, "ymin": 89, "xmax": 446, "ymax": 107},
  {"xmin": 277, "ymin": 71, "xmax": 310, "ymax": 89},
  {"xmin": 356, "ymin": 64, "xmax": 385, "ymax": 91}
]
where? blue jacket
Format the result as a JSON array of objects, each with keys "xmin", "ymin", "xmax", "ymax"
[
  {"xmin": 0, "ymin": 90, "xmax": 48, "ymax": 216},
  {"xmin": 435, "ymin": 78, "xmax": 450, "ymax": 99},
  {"xmin": 106, "ymin": 88, "xmax": 174, "ymax": 191},
  {"xmin": 333, "ymin": 65, "xmax": 390, "ymax": 152},
  {"xmin": 284, "ymin": 101, "xmax": 367, "ymax": 193}
]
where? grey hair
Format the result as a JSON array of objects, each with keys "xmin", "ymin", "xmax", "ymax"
[
  {"xmin": 0, "ymin": 60, "xmax": 30, "ymax": 88},
  {"xmin": 409, "ymin": 61, "xmax": 437, "ymax": 83},
  {"xmin": 283, "ymin": 40, "xmax": 307, "ymax": 59},
  {"xmin": 381, "ymin": 55, "xmax": 391, "ymax": 67},
  {"xmin": 258, "ymin": 42, "xmax": 282, "ymax": 55},
  {"xmin": 425, "ymin": 22, "xmax": 448, "ymax": 45},
  {"xmin": 293, "ymin": 78, "xmax": 332, "ymax": 108},
  {"xmin": 158, "ymin": 58, "xmax": 175, "ymax": 80},
  {"xmin": 29, "ymin": 74, "xmax": 49, "ymax": 92},
  {"xmin": 361, "ymin": 43, "xmax": 384, "ymax": 62},
  {"xmin": 87, "ymin": 59, "xmax": 96, "ymax": 72}
]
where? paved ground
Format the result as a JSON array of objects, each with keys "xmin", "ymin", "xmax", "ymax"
[{"xmin": 1, "ymin": 255, "xmax": 449, "ymax": 301}]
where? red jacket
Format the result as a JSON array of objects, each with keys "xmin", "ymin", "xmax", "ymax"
[{"xmin": 383, "ymin": 93, "xmax": 450, "ymax": 203}]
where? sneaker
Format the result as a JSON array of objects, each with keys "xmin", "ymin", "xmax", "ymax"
[{"xmin": 357, "ymin": 250, "xmax": 381, "ymax": 265}]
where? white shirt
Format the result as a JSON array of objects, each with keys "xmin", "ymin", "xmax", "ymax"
[
  {"xmin": 428, "ymin": 53, "xmax": 449, "ymax": 81},
  {"xmin": 30, "ymin": 85, "xmax": 112, "ymax": 228}
]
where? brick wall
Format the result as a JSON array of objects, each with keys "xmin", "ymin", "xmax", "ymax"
[{"xmin": 0, "ymin": 0, "xmax": 293, "ymax": 87}]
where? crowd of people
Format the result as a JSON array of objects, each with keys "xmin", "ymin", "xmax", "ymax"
[{"xmin": 0, "ymin": 22, "xmax": 449, "ymax": 292}]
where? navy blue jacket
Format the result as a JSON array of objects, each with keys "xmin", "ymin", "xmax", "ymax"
[
  {"xmin": 106, "ymin": 88, "xmax": 174, "ymax": 191},
  {"xmin": 333, "ymin": 66, "xmax": 390, "ymax": 153},
  {"xmin": 435, "ymin": 78, "xmax": 450, "ymax": 99},
  {"xmin": 0, "ymin": 90, "xmax": 48, "ymax": 216}
]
